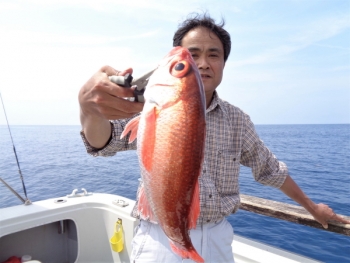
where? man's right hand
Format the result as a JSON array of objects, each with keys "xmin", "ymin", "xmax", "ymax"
[{"xmin": 79, "ymin": 65, "xmax": 144, "ymax": 149}]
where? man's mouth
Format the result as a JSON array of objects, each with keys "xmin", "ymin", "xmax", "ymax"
[{"xmin": 200, "ymin": 74, "xmax": 211, "ymax": 79}]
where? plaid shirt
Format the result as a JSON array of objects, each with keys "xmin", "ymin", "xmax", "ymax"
[{"xmin": 81, "ymin": 91, "xmax": 288, "ymax": 224}]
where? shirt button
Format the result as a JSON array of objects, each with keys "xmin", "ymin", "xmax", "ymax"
[
  {"xmin": 207, "ymin": 220, "xmax": 210, "ymax": 223},
  {"xmin": 233, "ymin": 158, "xmax": 236, "ymax": 161},
  {"xmin": 209, "ymin": 194, "xmax": 212, "ymax": 198},
  {"xmin": 203, "ymin": 169, "xmax": 206, "ymax": 173}
]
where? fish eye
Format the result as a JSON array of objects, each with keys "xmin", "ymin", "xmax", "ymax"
[
  {"xmin": 171, "ymin": 60, "xmax": 191, "ymax": 78},
  {"xmin": 175, "ymin": 63, "xmax": 185, "ymax": 71}
]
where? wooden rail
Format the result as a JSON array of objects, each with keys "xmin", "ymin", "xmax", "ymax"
[{"xmin": 239, "ymin": 194, "xmax": 350, "ymax": 236}]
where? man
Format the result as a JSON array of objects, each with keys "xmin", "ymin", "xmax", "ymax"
[{"xmin": 79, "ymin": 13, "xmax": 349, "ymax": 262}]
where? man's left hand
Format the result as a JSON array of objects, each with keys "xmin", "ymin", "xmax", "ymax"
[{"xmin": 311, "ymin": 203, "xmax": 350, "ymax": 229}]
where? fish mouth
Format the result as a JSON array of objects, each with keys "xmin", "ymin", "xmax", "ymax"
[
  {"xmin": 148, "ymin": 97, "xmax": 159, "ymax": 106},
  {"xmin": 148, "ymin": 83, "xmax": 173, "ymax": 88},
  {"xmin": 155, "ymin": 83, "xmax": 173, "ymax": 86}
]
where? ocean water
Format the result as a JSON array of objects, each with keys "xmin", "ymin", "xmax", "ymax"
[{"xmin": 0, "ymin": 124, "xmax": 349, "ymax": 262}]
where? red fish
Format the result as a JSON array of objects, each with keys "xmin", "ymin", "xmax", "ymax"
[{"xmin": 121, "ymin": 46, "xmax": 206, "ymax": 262}]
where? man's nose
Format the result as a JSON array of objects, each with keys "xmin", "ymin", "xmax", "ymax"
[{"xmin": 197, "ymin": 56, "xmax": 210, "ymax": 69}]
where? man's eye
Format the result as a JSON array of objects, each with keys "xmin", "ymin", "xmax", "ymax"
[{"xmin": 191, "ymin": 54, "xmax": 198, "ymax": 58}]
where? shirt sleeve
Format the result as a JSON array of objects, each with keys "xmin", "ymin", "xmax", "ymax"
[
  {"xmin": 80, "ymin": 117, "xmax": 138, "ymax": 157},
  {"xmin": 240, "ymin": 114, "xmax": 288, "ymax": 188}
]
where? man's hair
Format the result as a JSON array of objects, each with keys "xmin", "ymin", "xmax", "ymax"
[{"xmin": 173, "ymin": 13, "xmax": 231, "ymax": 62}]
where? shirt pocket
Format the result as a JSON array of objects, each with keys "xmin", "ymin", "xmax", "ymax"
[{"xmin": 216, "ymin": 151, "xmax": 240, "ymax": 195}]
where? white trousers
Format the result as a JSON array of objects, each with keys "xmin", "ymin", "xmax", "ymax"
[{"xmin": 130, "ymin": 218, "xmax": 235, "ymax": 263}]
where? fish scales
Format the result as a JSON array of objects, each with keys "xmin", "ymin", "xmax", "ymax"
[
  {"xmin": 144, "ymin": 100, "xmax": 203, "ymax": 232},
  {"xmin": 122, "ymin": 46, "xmax": 206, "ymax": 262}
]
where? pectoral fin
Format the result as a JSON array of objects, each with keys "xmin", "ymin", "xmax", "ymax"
[
  {"xmin": 140, "ymin": 107, "xmax": 157, "ymax": 172},
  {"xmin": 188, "ymin": 180, "xmax": 200, "ymax": 229},
  {"xmin": 120, "ymin": 115, "xmax": 141, "ymax": 143},
  {"xmin": 138, "ymin": 186, "xmax": 156, "ymax": 223}
]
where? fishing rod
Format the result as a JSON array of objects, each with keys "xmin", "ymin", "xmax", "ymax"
[{"xmin": 0, "ymin": 92, "xmax": 31, "ymax": 205}]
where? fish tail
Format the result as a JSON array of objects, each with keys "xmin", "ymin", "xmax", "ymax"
[{"xmin": 170, "ymin": 242, "xmax": 204, "ymax": 263}]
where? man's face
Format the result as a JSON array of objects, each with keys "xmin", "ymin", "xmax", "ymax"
[{"xmin": 181, "ymin": 26, "xmax": 225, "ymax": 100}]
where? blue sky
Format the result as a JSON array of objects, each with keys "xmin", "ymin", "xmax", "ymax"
[{"xmin": 0, "ymin": 0, "xmax": 349, "ymax": 125}]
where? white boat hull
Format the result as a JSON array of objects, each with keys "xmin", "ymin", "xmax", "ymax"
[{"xmin": 0, "ymin": 193, "xmax": 321, "ymax": 263}]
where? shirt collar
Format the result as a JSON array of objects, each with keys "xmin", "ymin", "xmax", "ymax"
[{"xmin": 206, "ymin": 91, "xmax": 221, "ymax": 113}]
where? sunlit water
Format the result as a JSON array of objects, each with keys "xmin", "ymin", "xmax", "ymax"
[{"xmin": 1, "ymin": 124, "xmax": 349, "ymax": 262}]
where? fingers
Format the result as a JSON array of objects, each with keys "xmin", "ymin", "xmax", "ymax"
[
  {"xmin": 100, "ymin": 66, "xmax": 133, "ymax": 77},
  {"xmin": 98, "ymin": 95, "xmax": 144, "ymax": 118},
  {"xmin": 99, "ymin": 66, "xmax": 137, "ymax": 98},
  {"xmin": 79, "ymin": 65, "xmax": 143, "ymax": 121},
  {"xmin": 94, "ymin": 76, "xmax": 134, "ymax": 99},
  {"xmin": 119, "ymin": 67, "xmax": 133, "ymax": 76},
  {"xmin": 322, "ymin": 213, "xmax": 350, "ymax": 229},
  {"xmin": 331, "ymin": 213, "xmax": 350, "ymax": 225},
  {"xmin": 315, "ymin": 203, "xmax": 350, "ymax": 229}
]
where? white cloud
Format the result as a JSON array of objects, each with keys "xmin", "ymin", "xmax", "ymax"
[
  {"xmin": 0, "ymin": 46, "xmax": 133, "ymax": 100},
  {"xmin": 290, "ymin": 15, "xmax": 350, "ymax": 45},
  {"xmin": 232, "ymin": 14, "xmax": 350, "ymax": 67},
  {"xmin": 0, "ymin": 2, "xmax": 19, "ymax": 11},
  {"xmin": 0, "ymin": 28, "xmax": 159, "ymax": 46},
  {"xmin": 1, "ymin": 0, "xmax": 348, "ymax": 125},
  {"xmin": 8, "ymin": 0, "xmax": 197, "ymax": 13},
  {"xmin": 1, "ymin": 0, "xmax": 240, "ymax": 22},
  {"xmin": 313, "ymin": 43, "xmax": 350, "ymax": 50},
  {"xmin": 0, "ymin": 44, "xmax": 146, "ymax": 125}
]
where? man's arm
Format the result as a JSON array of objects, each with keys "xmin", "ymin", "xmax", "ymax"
[
  {"xmin": 240, "ymin": 114, "xmax": 350, "ymax": 228},
  {"xmin": 80, "ymin": 110, "xmax": 112, "ymax": 149},
  {"xmin": 78, "ymin": 66, "xmax": 143, "ymax": 148},
  {"xmin": 280, "ymin": 175, "xmax": 350, "ymax": 228}
]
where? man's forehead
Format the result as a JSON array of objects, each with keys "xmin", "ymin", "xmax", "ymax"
[{"xmin": 181, "ymin": 27, "xmax": 224, "ymax": 52}]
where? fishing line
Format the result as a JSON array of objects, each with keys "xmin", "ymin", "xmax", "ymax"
[{"xmin": 0, "ymin": 92, "xmax": 31, "ymax": 205}]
